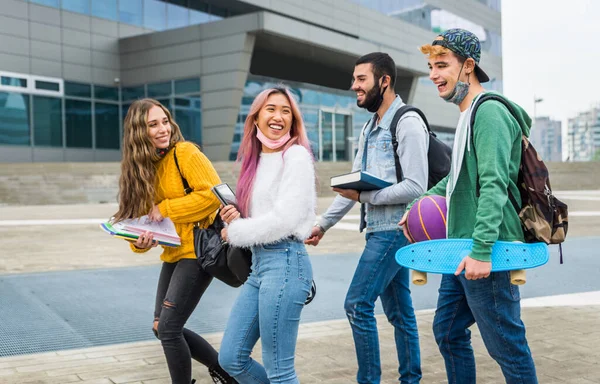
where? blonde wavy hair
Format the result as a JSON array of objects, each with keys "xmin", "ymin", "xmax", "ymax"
[
  {"xmin": 419, "ymin": 43, "xmax": 452, "ymax": 58},
  {"xmin": 113, "ymin": 98, "xmax": 185, "ymax": 222}
]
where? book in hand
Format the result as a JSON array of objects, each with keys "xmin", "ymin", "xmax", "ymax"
[
  {"xmin": 330, "ymin": 171, "xmax": 392, "ymax": 191},
  {"xmin": 100, "ymin": 216, "xmax": 181, "ymax": 247}
]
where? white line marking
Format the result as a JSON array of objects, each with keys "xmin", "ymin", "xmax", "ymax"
[
  {"xmin": 0, "ymin": 219, "xmax": 105, "ymax": 226},
  {"xmin": 316, "ymin": 215, "xmax": 360, "ymax": 221},
  {"xmin": 521, "ymin": 290, "xmax": 600, "ymax": 307},
  {"xmin": 554, "ymin": 190, "xmax": 600, "ymax": 195},
  {"xmin": 569, "ymin": 211, "xmax": 600, "ymax": 217},
  {"xmin": 557, "ymin": 196, "xmax": 600, "ymax": 201},
  {"xmin": 2, "ymin": 210, "xmax": 599, "ymax": 228},
  {"xmin": 330, "ymin": 222, "xmax": 359, "ymax": 231}
]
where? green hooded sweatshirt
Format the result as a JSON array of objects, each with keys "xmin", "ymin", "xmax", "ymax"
[{"xmin": 408, "ymin": 92, "xmax": 531, "ymax": 262}]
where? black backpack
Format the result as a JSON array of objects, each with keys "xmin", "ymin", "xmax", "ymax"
[
  {"xmin": 469, "ymin": 94, "xmax": 568, "ymax": 260},
  {"xmin": 389, "ymin": 105, "xmax": 452, "ymax": 188}
]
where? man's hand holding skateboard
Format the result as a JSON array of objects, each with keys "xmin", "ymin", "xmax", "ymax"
[{"xmin": 455, "ymin": 257, "xmax": 491, "ymax": 280}]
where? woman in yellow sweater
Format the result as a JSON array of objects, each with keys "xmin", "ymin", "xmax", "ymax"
[{"xmin": 113, "ymin": 98, "xmax": 235, "ymax": 384}]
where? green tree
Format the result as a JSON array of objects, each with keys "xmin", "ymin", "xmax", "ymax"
[{"xmin": 594, "ymin": 149, "xmax": 600, "ymax": 161}]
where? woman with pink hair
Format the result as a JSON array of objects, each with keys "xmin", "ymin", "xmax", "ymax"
[{"xmin": 217, "ymin": 86, "xmax": 316, "ymax": 383}]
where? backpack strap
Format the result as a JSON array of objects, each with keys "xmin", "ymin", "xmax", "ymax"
[
  {"xmin": 390, "ymin": 105, "xmax": 431, "ymax": 183},
  {"xmin": 358, "ymin": 118, "xmax": 372, "ymax": 233},
  {"xmin": 469, "ymin": 94, "xmax": 520, "ymax": 214},
  {"xmin": 469, "ymin": 94, "xmax": 520, "ymax": 134},
  {"xmin": 173, "ymin": 145, "xmax": 193, "ymax": 195}
]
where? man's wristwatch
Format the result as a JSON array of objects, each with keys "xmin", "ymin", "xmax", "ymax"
[{"xmin": 314, "ymin": 223, "xmax": 326, "ymax": 235}]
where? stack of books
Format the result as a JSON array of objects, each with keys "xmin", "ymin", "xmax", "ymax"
[{"xmin": 100, "ymin": 215, "xmax": 181, "ymax": 247}]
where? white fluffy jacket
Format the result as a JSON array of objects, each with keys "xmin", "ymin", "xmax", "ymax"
[{"xmin": 227, "ymin": 145, "xmax": 317, "ymax": 247}]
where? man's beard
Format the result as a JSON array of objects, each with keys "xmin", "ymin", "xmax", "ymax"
[{"xmin": 357, "ymin": 80, "xmax": 384, "ymax": 113}]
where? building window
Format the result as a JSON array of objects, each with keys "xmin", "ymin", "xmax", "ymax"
[
  {"xmin": 92, "ymin": 0, "xmax": 117, "ymax": 21},
  {"xmin": 30, "ymin": 0, "xmax": 59, "ymax": 8},
  {"xmin": 175, "ymin": 78, "xmax": 200, "ymax": 94},
  {"xmin": 1, "ymin": 72, "xmax": 206, "ymax": 155},
  {"xmin": 65, "ymin": 81, "xmax": 92, "ymax": 98},
  {"xmin": 166, "ymin": 3, "xmax": 189, "ymax": 29},
  {"xmin": 122, "ymin": 102, "xmax": 132, "ymax": 121},
  {"xmin": 1, "ymin": 76, "xmax": 27, "ymax": 88},
  {"xmin": 190, "ymin": 9, "xmax": 211, "ymax": 25},
  {"xmin": 174, "ymin": 96, "xmax": 202, "ymax": 145},
  {"xmin": 143, "ymin": 0, "xmax": 166, "ymax": 30},
  {"xmin": 65, "ymin": 99, "xmax": 92, "ymax": 148},
  {"xmin": 119, "ymin": 0, "xmax": 143, "ymax": 27},
  {"xmin": 0, "ymin": 92, "xmax": 30, "ymax": 146},
  {"xmin": 33, "ymin": 96, "xmax": 63, "ymax": 147},
  {"xmin": 122, "ymin": 85, "xmax": 145, "ymax": 101},
  {"xmin": 95, "ymin": 103, "xmax": 120, "ymax": 149},
  {"xmin": 31, "ymin": 0, "xmax": 230, "ymax": 30},
  {"xmin": 2, "ymin": 73, "xmax": 64, "ymax": 96},
  {"xmin": 147, "ymin": 81, "xmax": 172, "ymax": 98},
  {"xmin": 35, "ymin": 80, "xmax": 60, "ymax": 92},
  {"xmin": 94, "ymin": 85, "xmax": 119, "ymax": 101},
  {"xmin": 61, "ymin": 0, "xmax": 90, "ymax": 15},
  {"xmin": 156, "ymin": 98, "xmax": 172, "ymax": 111}
]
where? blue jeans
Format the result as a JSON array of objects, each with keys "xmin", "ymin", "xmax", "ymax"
[
  {"xmin": 345, "ymin": 229, "xmax": 421, "ymax": 384},
  {"xmin": 219, "ymin": 240, "xmax": 313, "ymax": 384},
  {"xmin": 433, "ymin": 272, "xmax": 537, "ymax": 384}
]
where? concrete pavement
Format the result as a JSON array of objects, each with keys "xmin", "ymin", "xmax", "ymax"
[
  {"xmin": 1, "ymin": 305, "xmax": 600, "ymax": 383},
  {"xmin": 1, "ymin": 193, "xmax": 600, "ymax": 383}
]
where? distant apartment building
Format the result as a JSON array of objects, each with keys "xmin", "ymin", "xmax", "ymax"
[
  {"xmin": 567, "ymin": 106, "xmax": 600, "ymax": 161},
  {"xmin": 530, "ymin": 117, "xmax": 562, "ymax": 162}
]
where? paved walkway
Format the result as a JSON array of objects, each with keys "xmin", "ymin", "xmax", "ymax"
[
  {"xmin": 1, "ymin": 193, "xmax": 600, "ymax": 383},
  {"xmin": 2, "ymin": 304, "xmax": 600, "ymax": 383}
]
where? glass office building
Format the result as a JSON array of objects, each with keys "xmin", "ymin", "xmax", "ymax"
[
  {"xmin": 0, "ymin": 0, "xmax": 502, "ymax": 162},
  {"xmin": 0, "ymin": 69, "xmax": 370, "ymax": 162}
]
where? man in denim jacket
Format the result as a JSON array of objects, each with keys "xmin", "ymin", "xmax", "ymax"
[{"xmin": 306, "ymin": 52, "xmax": 429, "ymax": 384}]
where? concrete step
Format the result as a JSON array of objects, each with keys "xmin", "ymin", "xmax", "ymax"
[{"xmin": 0, "ymin": 161, "xmax": 597, "ymax": 205}]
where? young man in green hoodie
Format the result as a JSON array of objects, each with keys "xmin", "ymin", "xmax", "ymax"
[{"xmin": 399, "ymin": 29, "xmax": 538, "ymax": 383}]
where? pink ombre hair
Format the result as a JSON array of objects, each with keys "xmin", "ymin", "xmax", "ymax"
[{"xmin": 236, "ymin": 86, "xmax": 314, "ymax": 217}]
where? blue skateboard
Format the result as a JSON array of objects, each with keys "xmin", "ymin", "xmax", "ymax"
[{"xmin": 395, "ymin": 239, "xmax": 550, "ymax": 285}]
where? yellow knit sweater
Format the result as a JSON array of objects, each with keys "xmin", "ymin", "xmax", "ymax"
[{"xmin": 130, "ymin": 141, "xmax": 221, "ymax": 263}]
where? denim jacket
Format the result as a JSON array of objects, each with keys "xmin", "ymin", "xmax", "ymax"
[{"xmin": 319, "ymin": 96, "xmax": 429, "ymax": 233}]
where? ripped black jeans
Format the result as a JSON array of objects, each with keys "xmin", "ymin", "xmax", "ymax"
[{"xmin": 154, "ymin": 258, "xmax": 217, "ymax": 383}]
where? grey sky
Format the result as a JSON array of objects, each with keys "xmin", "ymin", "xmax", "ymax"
[{"xmin": 501, "ymin": 0, "xmax": 599, "ymax": 126}]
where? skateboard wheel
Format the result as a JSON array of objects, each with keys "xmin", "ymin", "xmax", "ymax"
[
  {"xmin": 510, "ymin": 269, "xmax": 526, "ymax": 285},
  {"xmin": 412, "ymin": 270, "xmax": 427, "ymax": 285}
]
